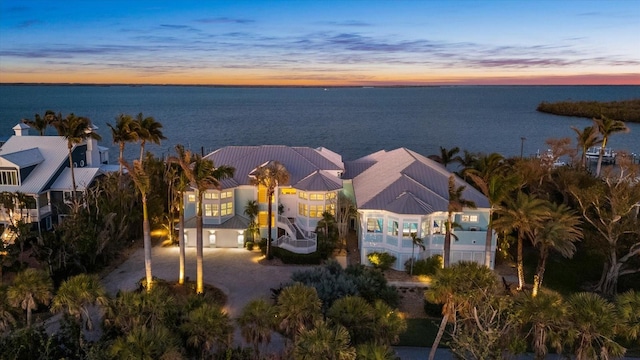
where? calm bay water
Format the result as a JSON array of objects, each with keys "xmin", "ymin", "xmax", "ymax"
[{"xmin": 0, "ymin": 85, "xmax": 638, "ymax": 163}]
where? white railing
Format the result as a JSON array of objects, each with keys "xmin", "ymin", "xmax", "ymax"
[{"xmin": 276, "ymin": 234, "xmax": 317, "ymax": 254}]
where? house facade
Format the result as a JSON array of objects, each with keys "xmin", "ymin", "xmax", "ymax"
[
  {"xmin": 0, "ymin": 123, "xmax": 110, "ymax": 238},
  {"xmin": 183, "ymin": 145, "xmax": 496, "ymax": 270}
]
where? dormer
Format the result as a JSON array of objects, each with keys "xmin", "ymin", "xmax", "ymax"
[{"xmin": 0, "ymin": 148, "xmax": 44, "ymax": 185}]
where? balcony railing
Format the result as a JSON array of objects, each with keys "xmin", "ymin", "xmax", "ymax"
[{"xmin": 275, "ymin": 215, "xmax": 317, "ymax": 254}]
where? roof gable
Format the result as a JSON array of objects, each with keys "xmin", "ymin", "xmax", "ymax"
[{"xmin": 0, "ymin": 148, "xmax": 44, "ymax": 168}]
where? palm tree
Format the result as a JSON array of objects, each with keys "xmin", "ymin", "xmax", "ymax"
[
  {"xmin": 135, "ymin": 113, "xmax": 166, "ymax": 162},
  {"xmin": 108, "ymin": 114, "xmax": 140, "ymax": 175},
  {"xmin": 293, "ymin": 320, "xmax": 356, "ymax": 360},
  {"xmin": 425, "ymin": 261, "xmax": 497, "ymax": 360},
  {"xmin": 465, "ymin": 170, "xmax": 519, "ymax": 268},
  {"xmin": 51, "ymin": 274, "xmax": 108, "ymax": 331},
  {"xmin": 0, "ymin": 287, "xmax": 16, "ymax": 334},
  {"xmin": 52, "ymin": 113, "xmax": 102, "ymax": 203},
  {"xmin": 110, "ymin": 325, "xmax": 180, "ymax": 360},
  {"xmin": 567, "ymin": 292, "xmax": 625, "ymax": 360},
  {"xmin": 7, "ymin": 268, "xmax": 53, "ymax": 327},
  {"xmin": 276, "ymin": 283, "xmax": 322, "ymax": 342},
  {"xmin": 593, "ymin": 115, "xmax": 629, "ymax": 176},
  {"xmin": 409, "ymin": 233, "xmax": 425, "ymax": 275},
  {"xmin": 167, "ymin": 144, "xmax": 193, "ymax": 285},
  {"xmin": 516, "ymin": 290, "xmax": 570, "ymax": 360},
  {"xmin": 250, "ymin": 161, "xmax": 290, "ymax": 260},
  {"xmin": 531, "ymin": 203, "xmax": 582, "ymax": 297},
  {"xmin": 428, "ymin": 146, "xmax": 461, "ymax": 169},
  {"xmin": 494, "ymin": 192, "xmax": 550, "ymax": 290},
  {"xmin": 571, "ymin": 125, "xmax": 601, "ymax": 168},
  {"xmin": 178, "ymin": 153, "xmax": 235, "ymax": 294},
  {"xmin": 181, "ymin": 303, "xmax": 232, "ymax": 358},
  {"xmin": 237, "ymin": 298, "xmax": 278, "ymax": 358},
  {"xmin": 22, "ymin": 110, "xmax": 57, "ymax": 136},
  {"xmin": 244, "ymin": 200, "xmax": 260, "ymax": 244},
  {"xmin": 121, "ymin": 160, "xmax": 153, "ymax": 292},
  {"xmin": 327, "ymin": 296, "xmax": 374, "ymax": 345},
  {"xmin": 444, "ymin": 175, "xmax": 476, "ymax": 268},
  {"xmin": 355, "ymin": 343, "xmax": 396, "ymax": 360},
  {"xmin": 371, "ymin": 299, "xmax": 407, "ymax": 346},
  {"xmin": 615, "ymin": 290, "xmax": 640, "ymax": 343}
]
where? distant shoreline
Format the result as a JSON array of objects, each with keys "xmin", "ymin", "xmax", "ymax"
[
  {"xmin": 1, "ymin": 83, "xmax": 638, "ymax": 88},
  {"xmin": 537, "ymin": 98, "xmax": 640, "ymax": 123}
]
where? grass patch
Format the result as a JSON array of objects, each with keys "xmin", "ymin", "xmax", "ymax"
[{"xmin": 397, "ymin": 318, "xmax": 446, "ymax": 347}]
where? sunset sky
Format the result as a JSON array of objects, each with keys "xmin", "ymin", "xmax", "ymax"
[{"xmin": 1, "ymin": 1, "xmax": 639, "ymax": 86}]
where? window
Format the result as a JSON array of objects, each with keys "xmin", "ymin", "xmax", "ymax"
[
  {"xmin": 220, "ymin": 191, "xmax": 232, "ymax": 199},
  {"xmin": 0, "ymin": 170, "xmax": 18, "ymax": 185},
  {"xmin": 205, "ymin": 204, "xmax": 219, "ymax": 217},
  {"xmin": 310, "ymin": 193, "xmax": 324, "ymax": 201},
  {"xmin": 298, "ymin": 203, "xmax": 308, "ymax": 216},
  {"xmin": 259, "ymin": 211, "xmax": 273, "ymax": 226},
  {"xmin": 461, "ymin": 215, "xmax": 479, "ymax": 222},
  {"xmin": 325, "ymin": 192, "xmax": 337, "ymax": 200},
  {"xmin": 367, "ymin": 218, "xmax": 383, "ymax": 233},
  {"xmin": 387, "ymin": 220, "xmax": 399, "ymax": 236},
  {"xmin": 258, "ymin": 186, "xmax": 268, "ymax": 203},
  {"xmin": 310, "ymin": 205, "xmax": 325, "ymax": 218},
  {"xmin": 188, "ymin": 194, "xmax": 196, "ymax": 202},
  {"xmin": 432, "ymin": 220, "xmax": 445, "ymax": 234},
  {"xmin": 204, "ymin": 192, "xmax": 219, "ymax": 200},
  {"xmin": 221, "ymin": 202, "xmax": 233, "ymax": 216},
  {"xmin": 298, "ymin": 191, "xmax": 308, "ymax": 200},
  {"xmin": 402, "ymin": 222, "xmax": 418, "ymax": 237},
  {"xmin": 281, "ymin": 188, "xmax": 296, "ymax": 195},
  {"xmin": 326, "ymin": 204, "xmax": 335, "ymax": 216}
]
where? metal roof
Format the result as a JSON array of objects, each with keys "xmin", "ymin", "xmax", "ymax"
[
  {"xmin": 0, "ymin": 148, "xmax": 44, "ymax": 168},
  {"xmin": 204, "ymin": 145, "xmax": 343, "ymax": 189},
  {"xmin": 50, "ymin": 167, "xmax": 101, "ymax": 191},
  {"xmin": 350, "ymin": 148, "xmax": 489, "ymax": 214},
  {"xmin": 0, "ymin": 135, "xmax": 71, "ymax": 194},
  {"xmin": 296, "ymin": 170, "xmax": 343, "ymax": 191}
]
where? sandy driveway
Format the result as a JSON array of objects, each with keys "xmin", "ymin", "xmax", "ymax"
[{"xmin": 101, "ymin": 245, "xmax": 310, "ymax": 318}]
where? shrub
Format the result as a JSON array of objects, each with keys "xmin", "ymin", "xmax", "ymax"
[
  {"xmin": 405, "ymin": 255, "xmax": 443, "ymax": 276},
  {"xmin": 272, "ymin": 247, "xmax": 322, "ymax": 265},
  {"xmin": 367, "ymin": 252, "xmax": 396, "ymax": 272},
  {"xmin": 244, "ymin": 241, "xmax": 254, "ymax": 251},
  {"xmin": 423, "ymin": 299, "xmax": 443, "ymax": 318}
]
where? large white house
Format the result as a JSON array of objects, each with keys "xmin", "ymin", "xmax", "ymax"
[
  {"xmin": 183, "ymin": 145, "xmax": 496, "ymax": 270},
  {"xmin": 0, "ymin": 123, "xmax": 111, "ymax": 237}
]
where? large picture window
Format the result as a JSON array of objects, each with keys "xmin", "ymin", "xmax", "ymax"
[
  {"xmin": 205, "ymin": 203, "xmax": 219, "ymax": 217},
  {"xmin": 221, "ymin": 202, "xmax": 233, "ymax": 216},
  {"xmin": 204, "ymin": 192, "xmax": 219, "ymax": 200},
  {"xmin": 366, "ymin": 218, "xmax": 383, "ymax": 233},
  {"xmin": 402, "ymin": 222, "xmax": 418, "ymax": 237},
  {"xmin": 310, "ymin": 193, "xmax": 324, "ymax": 201}
]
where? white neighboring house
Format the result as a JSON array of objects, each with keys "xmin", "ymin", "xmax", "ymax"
[
  {"xmin": 0, "ymin": 123, "xmax": 111, "ymax": 241},
  {"xmin": 344, "ymin": 148, "xmax": 495, "ymax": 271},
  {"xmin": 182, "ymin": 145, "xmax": 495, "ymax": 270}
]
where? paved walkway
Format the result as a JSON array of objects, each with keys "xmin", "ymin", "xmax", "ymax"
[{"xmin": 101, "ymin": 245, "xmax": 309, "ymax": 318}]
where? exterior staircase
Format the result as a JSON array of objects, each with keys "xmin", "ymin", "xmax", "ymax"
[{"xmin": 275, "ymin": 215, "xmax": 317, "ymax": 254}]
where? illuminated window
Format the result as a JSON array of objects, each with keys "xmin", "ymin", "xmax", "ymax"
[
  {"xmin": 367, "ymin": 218, "xmax": 383, "ymax": 233},
  {"xmin": 325, "ymin": 192, "xmax": 336, "ymax": 200},
  {"xmin": 310, "ymin": 193, "xmax": 324, "ymax": 201},
  {"xmin": 221, "ymin": 191, "xmax": 232, "ymax": 199},
  {"xmin": 281, "ymin": 188, "xmax": 296, "ymax": 195},
  {"xmin": 188, "ymin": 194, "xmax": 196, "ymax": 202},
  {"xmin": 221, "ymin": 202, "xmax": 233, "ymax": 216},
  {"xmin": 387, "ymin": 221, "xmax": 399, "ymax": 236},
  {"xmin": 259, "ymin": 211, "xmax": 274, "ymax": 226},
  {"xmin": 205, "ymin": 203, "xmax": 219, "ymax": 217},
  {"xmin": 461, "ymin": 215, "xmax": 478, "ymax": 222},
  {"xmin": 310, "ymin": 205, "xmax": 325, "ymax": 218},
  {"xmin": 298, "ymin": 191, "xmax": 308, "ymax": 200},
  {"xmin": 258, "ymin": 186, "xmax": 268, "ymax": 203},
  {"xmin": 432, "ymin": 220, "xmax": 445, "ymax": 234},
  {"xmin": 326, "ymin": 204, "xmax": 335, "ymax": 215},
  {"xmin": 298, "ymin": 203, "xmax": 308, "ymax": 216},
  {"xmin": 0, "ymin": 170, "xmax": 18, "ymax": 185},
  {"xmin": 204, "ymin": 192, "xmax": 219, "ymax": 200}
]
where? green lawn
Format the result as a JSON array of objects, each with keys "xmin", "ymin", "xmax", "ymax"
[{"xmin": 397, "ymin": 318, "xmax": 446, "ymax": 347}]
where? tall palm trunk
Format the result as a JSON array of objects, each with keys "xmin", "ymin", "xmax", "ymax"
[
  {"xmin": 444, "ymin": 213, "xmax": 453, "ymax": 268},
  {"xmin": 532, "ymin": 246, "xmax": 548, "ymax": 297},
  {"xmin": 142, "ymin": 193, "xmax": 153, "ymax": 292},
  {"xmin": 266, "ymin": 191, "xmax": 273, "ymax": 260},
  {"xmin": 118, "ymin": 142, "xmax": 125, "ymax": 175},
  {"xmin": 517, "ymin": 229, "xmax": 525, "ymax": 290},
  {"xmin": 196, "ymin": 191, "xmax": 204, "ymax": 294},
  {"xmin": 178, "ymin": 193, "xmax": 186, "ymax": 285},
  {"xmin": 67, "ymin": 144, "xmax": 77, "ymax": 203}
]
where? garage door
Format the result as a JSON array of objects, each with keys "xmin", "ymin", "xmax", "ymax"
[{"xmin": 215, "ymin": 229, "xmax": 239, "ymax": 248}]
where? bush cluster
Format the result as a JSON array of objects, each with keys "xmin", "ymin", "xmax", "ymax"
[
  {"xmin": 366, "ymin": 252, "xmax": 397, "ymax": 272},
  {"xmin": 404, "ymin": 255, "xmax": 443, "ymax": 276}
]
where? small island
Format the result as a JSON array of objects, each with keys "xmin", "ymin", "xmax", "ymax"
[{"xmin": 537, "ymin": 98, "xmax": 640, "ymax": 123}]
